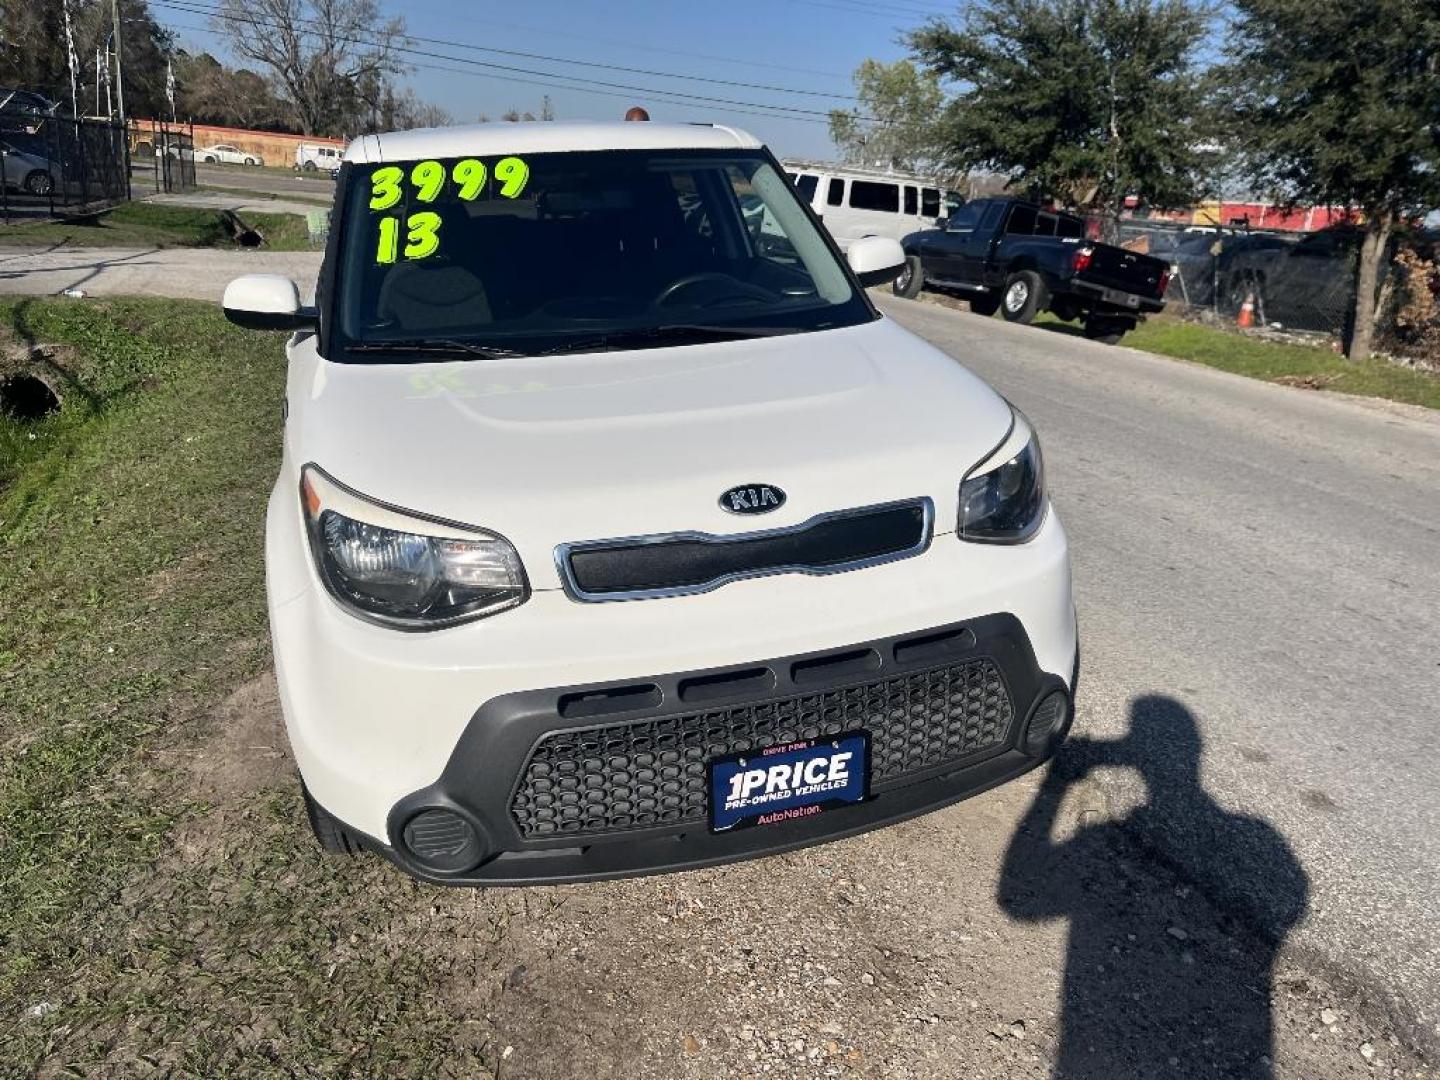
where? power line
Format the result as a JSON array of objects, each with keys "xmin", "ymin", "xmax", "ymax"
[
  {"xmin": 157, "ymin": 5, "xmax": 884, "ymax": 124},
  {"xmin": 156, "ymin": 0, "xmax": 862, "ymax": 104},
  {"xmin": 394, "ymin": 4, "xmax": 855, "ymax": 83},
  {"xmin": 163, "ymin": 18, "xmax": 852, "ymax": 127},
  {"xmin": 778, "ymin": 0, "xmax": 947, "ymax": 20}
]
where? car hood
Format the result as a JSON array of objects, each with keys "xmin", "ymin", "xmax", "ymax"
[{"xmin": 284, "ymin": 316, "xmax": 1013, "ymax": 591}]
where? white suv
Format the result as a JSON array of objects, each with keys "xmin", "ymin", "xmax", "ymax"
[
  {"xmin": 221, "ymin": 121, "xmax": 1077, "ymax": 885},
  {"xmin": 296, "ymin": 143, "xmax": 343, "ymax": 174}
]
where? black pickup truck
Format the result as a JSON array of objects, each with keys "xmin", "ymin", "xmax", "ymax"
[{"xmin": 892, "ymin": 197, "xmax": 1171, "ymax": 344}]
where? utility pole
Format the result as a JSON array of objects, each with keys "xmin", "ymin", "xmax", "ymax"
[
  {"xmin": 110, "ymin": 0, "xmax": 130, "ymax": 199},
  {"xmin": 111, "ymin": 0, "xmax": 126, "ymax": 126}
]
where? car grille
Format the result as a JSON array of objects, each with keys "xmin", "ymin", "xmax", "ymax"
[
  {"xmin": 510, "ymin": 656, "xmax": 1013, "ymax": 838},
  {"xmin": 559, "ymin": 499, "xmax": 931, "ymax": 601}
]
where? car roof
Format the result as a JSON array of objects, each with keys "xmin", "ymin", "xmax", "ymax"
[{"xmin": 345, "ymin": 120, "xmax": 762, "ymax": 164}]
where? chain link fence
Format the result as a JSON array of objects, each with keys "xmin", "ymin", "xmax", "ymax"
[
  {"xmin": 1117, "ymin": 219, "xmax": 1440, "ymax": 368},
  {"xmin": 1118, "ymin": 220, "xmax": 1359, "ymax": 340},
  {"xmin": 0, "ymin": 113, "xmax": 131, "ymax": 223}
]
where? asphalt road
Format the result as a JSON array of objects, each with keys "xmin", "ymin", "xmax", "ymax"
[
  {"xmin": 0, "ymin": 246, "xmax": 322, "ymax": 301},
  {"xmin": 192, "ymin": 161, "xmax": 337, "ymax": 200},
  {"xmin": 877, "ymin": 294, "xmax": 1440, "ymax": 1050}
]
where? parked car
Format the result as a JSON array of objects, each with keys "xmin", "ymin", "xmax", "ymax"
[
  {"xmin": 0, "ymin": 139, "xmax": 59, "ymax": 196},
  {"xmin": 783, "ymin": 161, "xmax": 961, "ymax": 251},
  {"xmin": 894, "ymin": 197, "xmax": 1171, "ymax": 343},
  {"xmin": 154, "ymin": 142, "xmax": 196, "ymax": 161},
  {"xmin": 0, "ymin": 88, "xmax": 59, "ymax": 134},
  {"xmin": 296, "ymin": 143, "xmax": 342, "ymax": 174},
  {"xmin": 220, "ymin": 120, "xmax": 1078, "ymax": 885},
  {"xmin": 1218, "ymin": 228, "xmax": 1358, "ymax": 333},
  {"xmin": 198, "ymin": 143, "xmax": 262, "ymax": 166}
]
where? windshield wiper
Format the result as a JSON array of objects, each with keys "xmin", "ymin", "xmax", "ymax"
[
  {"xmin": 539, "ymin": 323, "xmax": 805, "ymax": 356},
  {"xmin": 347, "ymin": 338, "xmax": 528, "ymax": 360}
]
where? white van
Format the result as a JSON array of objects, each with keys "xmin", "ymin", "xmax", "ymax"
[
  {"xmin": 296, "ymin": 143, "xmax": 343, "ymax": 174},
  {"xmin": 783, "ymin": 161, "xmax": 962, "ymax": 251}
]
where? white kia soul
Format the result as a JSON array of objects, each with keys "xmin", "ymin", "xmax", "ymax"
[{"xmin": 221, "ymin": 121, "xmax": 1078, "ymax": 885}]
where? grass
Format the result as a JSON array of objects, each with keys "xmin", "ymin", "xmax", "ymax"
[
  {"xmin": 1035, "ymin": 312, "xmax": 1440, "ymax": 411},
  {"xmin": 0, "ymin": 200, "xmax": 312, "ymax": 251},
  {"xmin": 0, "ymin": 298, "xmax": 498, "ymax": 1073}
]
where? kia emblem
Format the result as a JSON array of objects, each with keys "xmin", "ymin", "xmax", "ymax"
[{"xmin": 720, "ymin": 484, "xmax": 786, "ymax": 515}]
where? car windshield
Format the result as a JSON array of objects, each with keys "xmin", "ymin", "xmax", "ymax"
[{"xmin": 333, "ymin": 148, "xmax": 871, "ymax": 358}]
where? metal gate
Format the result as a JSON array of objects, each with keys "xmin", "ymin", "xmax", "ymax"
[
  {"xmin": 0, "ymin": 112, "xmax": 131, "ymax": 222},
  {"xmin": 138, "ymin": 119, "xmax": 197, "ymax": 194}
]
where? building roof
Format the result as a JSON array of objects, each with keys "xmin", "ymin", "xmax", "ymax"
[{"xmin": 346, "ymin": 120, "xmax": 762, "ymax": 164}]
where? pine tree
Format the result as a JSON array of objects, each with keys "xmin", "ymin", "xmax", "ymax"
[
  {"xmin": 1221, "ymin": 0, "xmax": 1440, "ymax": 360},
  {"xmin": 909, "ymin": 0, "xmax": 1212, "ymax": 237}
]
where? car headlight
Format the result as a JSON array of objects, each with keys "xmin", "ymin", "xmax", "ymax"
[
  {"xmin": 300, "ymin": 465, "xmax": 527, "ymax": 629},
  {"xmin": 958, "ymin": 407, "xmax": 1046, "ymax": 543}
]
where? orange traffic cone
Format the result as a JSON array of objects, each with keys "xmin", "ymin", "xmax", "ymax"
[{"xmin": 1237, "ymin": 291, "xmax": 1255, "ymax": 329}]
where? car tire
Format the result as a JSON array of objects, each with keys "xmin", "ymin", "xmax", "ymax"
[
  {"xmin": 303, "ymin": 160, "xmax": 317, "ymax": 172},
  {"xmin": 969, "ymin": 292, "xmax": 1002, "ymax": 317},
  {"xmin": 1083, "ymin": 315, "xmax": 1132, "ymax": 345},
  {"xmin": 244, "ymin": 157, "xmax": 257, "ymax": 166},
  {"xmin": 203, "ymin": 155, "xmax": 216, "ymax": 163},
  {"xmin": 892, "ymin": 255, "xmax": 924, "ymax": 299},
  {"xmin": 22, "ymin": 170, "xmax": 53, "ymax": 196},
  {"xmin": 1001, "ymin": 271, "xmax": 1046, "ymax": 324},
  {"xmin": 303, "ymin": 784, "xmax": 365, "ymax": 856}
]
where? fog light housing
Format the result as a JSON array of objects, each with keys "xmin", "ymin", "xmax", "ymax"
[
  {"xmin": 401, "ymin": 808, "xmax": 485, "ymax": 873},
  {"xmin": 1023, "ymin": 690, "xmax": 1070, "ymax": 756}
]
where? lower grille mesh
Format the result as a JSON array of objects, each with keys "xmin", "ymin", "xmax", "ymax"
[{"xmin": 510, "ymin": 657, "xmax": 1013, "ymax": 838}]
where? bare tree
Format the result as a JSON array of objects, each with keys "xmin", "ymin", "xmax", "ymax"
[{"xmin": 213, "ymin": 0, "xmax": 407, "ymax": 136}]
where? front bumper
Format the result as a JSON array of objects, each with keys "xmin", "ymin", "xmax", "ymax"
[
  {"xmin": 367, "ymin": 611, "xmax": 1074, "ymax": 885},
  {"xmin": 267, "ymin": 479, "xmax": 1077, "ymax": 881}
]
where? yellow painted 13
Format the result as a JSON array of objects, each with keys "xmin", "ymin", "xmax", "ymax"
[{"xmin": 375, "ymin": 213, "xmax": 442, "ymax": 263}]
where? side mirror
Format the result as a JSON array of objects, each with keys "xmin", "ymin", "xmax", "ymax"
[
  {"xmin": 846, "ymin": 235, "xmax": 906, "ymax": 288},
  {"xmin": 935, "ymin": 217, "xmax": 948, "ymax": 231},
  {"xmin": 222, "ymin": 274, "xmax": 316, "ymax": 331}
]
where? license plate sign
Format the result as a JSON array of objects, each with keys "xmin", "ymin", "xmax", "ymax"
[{"xmin": 708, "ymin": 732, "xmax": 870, "ymax": 832}]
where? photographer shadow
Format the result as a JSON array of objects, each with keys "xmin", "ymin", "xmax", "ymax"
[{"xmin": 1000, "ymin": 694, "xmax": 1309, "ymax": 1079}]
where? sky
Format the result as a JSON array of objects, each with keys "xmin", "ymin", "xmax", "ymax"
[{"xmin": 156, "ymin": 0, "xmax": 957, "ymax": 159}]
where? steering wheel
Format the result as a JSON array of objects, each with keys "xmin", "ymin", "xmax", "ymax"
[{"xmin": 653, "ymin": 272, "xmax": 775, "ymax": 309}]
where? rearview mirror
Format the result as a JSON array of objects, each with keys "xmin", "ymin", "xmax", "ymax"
[
  {"xmin": 846, "ymin": 236, "xmax": 906, "ymax": 288},
  {"xmin": 222, "ymin": 274, "xmax": 316, "ymax": 331}
]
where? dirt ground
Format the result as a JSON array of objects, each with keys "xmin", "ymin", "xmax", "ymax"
[{"xmin": 32, "ymin": 671, "xmax": 1427, "ymax": 1079}]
